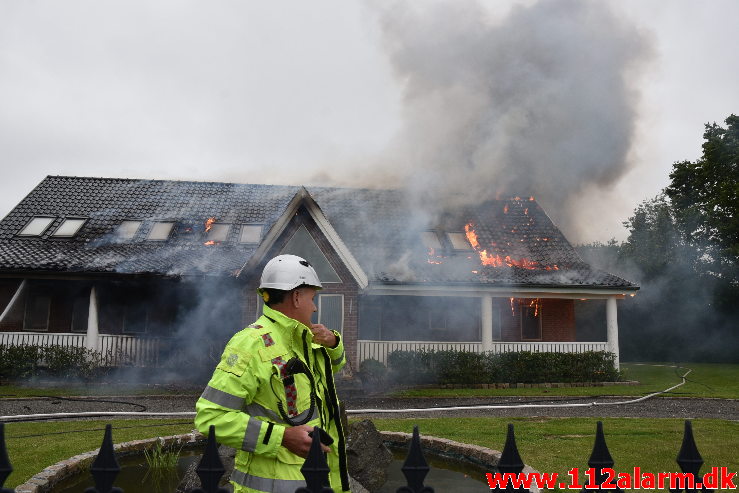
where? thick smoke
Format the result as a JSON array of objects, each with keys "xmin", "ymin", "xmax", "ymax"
[{"xmin": 366, "ymin": 0, "xmax": 652, "ymax": 238}]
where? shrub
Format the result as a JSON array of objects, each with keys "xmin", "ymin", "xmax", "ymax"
[
  {"xmin": 385, "ymin": 349, "xmax": 620, "ymax": 386},
  {"xmin": 0, "ymin": 344, "xmax": 104, "ymax": 382},
  {"xmin": 358, "ymin": 358, "xmax": 388, "ymax": 390}
]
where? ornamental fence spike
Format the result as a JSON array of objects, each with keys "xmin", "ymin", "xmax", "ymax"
[
  {"xmin": 191, "ymin": 425, "xmax": 229, "ymax": 493},
  {"xmin": 296, "ymin": 426, "xmax": 333, "ymax": 493},
  {"xmin": 580, "ymin": 421, "xmax": 623, "ymax": 493},
  {"xmin": 671, "ymin": 420, "xmax": 713, "ymax": 493},
  {"xmin": 0, "ymin": 423, "xmax": 14, "ymax": 493},
  {"xmin": 84, "ymin": 424, "xmax": 123, "ymax": 493},
  {"xmin": 396, "ymin": 426, "xmax": 433, "ymax": 493},
  {"xmin": 493, "ymin": 424, "xmax": 528, "ymax": 493}
]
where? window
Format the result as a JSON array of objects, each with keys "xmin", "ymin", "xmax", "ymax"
[
  {"xmin": 447, "ymin": 232, "xmax": 473, "ymax": 250},
  {"xmin": 116, "ymin": 220, "xmax": 142, "ymax": 240},
  {"xmin": 23, "ymin": 295, "xmax": 51, "ymax": 331},
  {"xmin": 207, "ymin": 224, "xmax": 231, "ymax": 242},
  {"xmin": 52, "ymin": 218, "xmax": 87, "ymax": 237},
  {"xmin": 147, "ymin": 222, "xmax": 175, "ymax": 240},
  {"xmin": 18, "ymin": 217, "xmax": 55, "ymax": 236},
  {"xmin": 318, "ymin": 294, "xmax": 344, "ymax": 334},
  {"xmin": 521, "ymin": 300, "xmax": 542, "ymax": 340},
  {"xmin": 421, "ymin": 231, "xmax": 442, "ymax": 250},
  {"xmin": 123, "ymin": 303, "xmax": 148, "ymax": 333},
  {"xmin": 240, "ymin": 224, "xmax": 263, "ymax": 244},
  {"xmin": 71, "ymin": 296, "xmax": 89, "ymax": 332},
  {"xmin": 280, "ymin": 225, "xmax": 341, "ymax": 283}
]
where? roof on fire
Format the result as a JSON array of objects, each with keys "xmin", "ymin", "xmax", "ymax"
[{"xmin": 0, "ymin": 176, "xmax": 638, "ymax": 290}]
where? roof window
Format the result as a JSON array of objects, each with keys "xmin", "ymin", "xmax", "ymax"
[
  {"xmin": 52, "ymin": 218, "xmax": 87, "ymax": 237},
  {"xmin": 421, "ymin": 231, "xmax": 442, "ymax": 250},
  {"xmin": 18, "ymin": 217, "xmax": 55, "ymax": 236},
  {"xmin": 207, "ymin": 223, "xmax": 231, "ymax": 242},
  {"xmin": 239, "ymin": 225, "xmax": 263, "ymax": 244},
  {"xmin": 447, "ymin": 232, "xmax": 473, "ymax": 250},
  {"xmin": 147, "ymin": 222, "xmax": 175, "ymax": 241},
  {"xmin": 116, "ymin": 220, "xmax": 142, "ymax": 240}
]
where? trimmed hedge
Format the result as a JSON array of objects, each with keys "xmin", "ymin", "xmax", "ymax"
[
  {"xmin": 0, "ymin": 344, "xmax": 103, "ymax": 381},
  {"xmin": 385, "ymin": 349, "xmax": 619, "ymax": 385}
]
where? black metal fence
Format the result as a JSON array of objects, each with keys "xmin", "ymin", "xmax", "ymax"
[{"xmin": 0, "ymin": 420, "xmax": 717, "ymax": 493}]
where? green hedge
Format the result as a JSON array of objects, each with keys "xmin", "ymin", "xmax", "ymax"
[
  {"xmin": 384, "ymin": 349, "xmax": 620, "ymax": 385},
  {"xmin": 0, "ymin": 344, "xmax": 103, "ymax": 381}
]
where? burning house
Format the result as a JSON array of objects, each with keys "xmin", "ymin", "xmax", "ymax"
[{"xmin": 0, "ymin": 176, "xmax": 638, "ymax": 372}]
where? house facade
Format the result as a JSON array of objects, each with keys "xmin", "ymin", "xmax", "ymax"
[{"xmin": 0, "ymin": 176, "xmax": 638, "ymax": 372}]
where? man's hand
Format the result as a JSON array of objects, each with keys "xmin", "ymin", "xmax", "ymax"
[
  {"xmin": 310, "ymin": 324, "xmax": 337, "ymax": 348},
  {"xmin": 282, "ymin": 425, "xmax": 331, "ymax": 458}
]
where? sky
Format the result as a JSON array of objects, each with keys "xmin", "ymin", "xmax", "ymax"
[{"xmin": 0, "ymin": 0, "xmax": 737, "ymax": 243}]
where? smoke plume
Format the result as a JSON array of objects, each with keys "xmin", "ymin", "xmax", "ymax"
[{"xmin": 366, "ymin": 0, "xmax": 653, "ymax": 239}]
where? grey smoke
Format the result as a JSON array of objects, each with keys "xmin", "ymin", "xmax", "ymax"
[{"xmin": 368, "ymin": 0, "xmax": 653, "ymax": 238}]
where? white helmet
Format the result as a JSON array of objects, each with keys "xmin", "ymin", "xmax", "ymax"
[{"xmin": 259, "ymin": 254, "xmax": 322, "ymax": 291}]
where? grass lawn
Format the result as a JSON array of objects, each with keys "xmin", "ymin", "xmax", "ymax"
[
  {"xmin": 0, "ymin": 383, "xmax": 199, "ymax": 399},
  {"xmin": 369, "ymin": 417, "xmax": 739, "ymax": 489},
  {"xmin": 392, "ymin": 363, "xmax": 739, "ymax": 399},
  {"xmin": 2, "ymin": 419, "xmax": 196, "ymax": 489}
]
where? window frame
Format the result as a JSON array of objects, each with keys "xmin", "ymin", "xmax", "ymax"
[
  {"xmin": 51, "ymin": 217, "xmax": 88, "ymax": 238},
  {"xmin": 146, "ymin": 221, "xmax": 176, "ymax": 241},
  {"xmin": 23, "ymin": 294, "xmax": 51, "ymax": 332},
  {"xmin": 318, "ymin": 293, "xmax": 344, "ymax": 335},
  {"xmin": 17, "ymin": 216, "xmax": 56, "ymax": 237},
  {"xmin": 446, "ymin": 232, "xmax": 473, "ymax": 251},
  {"xmin": 115, "ymin": 220, "xmax": 143, "ymax": 241},
  {"xmin": 239, "ymin": 224, "xmax": 264, "ymax": 244},
  {"xmin": 207, "ymin": 223, "xmax": 232, "ymax": 242}
]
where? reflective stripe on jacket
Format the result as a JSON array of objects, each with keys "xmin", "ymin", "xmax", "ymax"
[{"xmin": 194, "ymin": 304, "xmax": 349, "ymax": 493}]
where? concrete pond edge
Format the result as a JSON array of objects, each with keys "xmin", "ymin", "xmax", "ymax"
[{"xmin": 16, "ymin": 430, "xmax": 540, "ymax": 493}]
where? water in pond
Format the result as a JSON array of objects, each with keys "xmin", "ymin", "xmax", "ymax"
[
  {"xmin": 53, "ymin": 448, "xmax": 489, "ymax": 492},
  {"xmin": 378, "ymin": 448, "xmax": 490, "ymax": 492}
]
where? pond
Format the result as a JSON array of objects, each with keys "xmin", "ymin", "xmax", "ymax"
[{"xmin": 52, "ymin": 448, "xmax": 489, "ymax": 492}]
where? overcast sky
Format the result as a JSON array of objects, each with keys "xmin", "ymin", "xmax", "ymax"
[{"xmin": 1, "ymin": 0, "xmax": 737, "ymax": 243}]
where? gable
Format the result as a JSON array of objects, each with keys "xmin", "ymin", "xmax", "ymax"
[{"xmin": 279, "ymin": 225, "xmax": 341, "ymax": 283}]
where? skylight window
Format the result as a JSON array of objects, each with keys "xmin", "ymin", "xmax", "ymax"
[
  {"xmin": 207, "ymin": 224, "xmax": 231, "ymax": 242},
  {"xmin": 421, "ymin": 231, "xmax": 442, "ymax": 250},
  {"xmin": 52, "ymin": 218, "xmax": 87, "ymax": 237},
  {"xmin": 116, "ymin": 220, "xmax": 142, "ymax": 240},
  {"xmin": 147, "ymin": 222, "xmax": 175, "ymax": 241},
  {"xmin": 239, "ymin": 225, "xmax": 263, "ymax": 244},
  {"xmin": 18, "ymin": 217, "xmax": 55, "ymax": 236},
  {"xmin": 447, "ymin": 232, "xmax": 473, "ymax": 250}
]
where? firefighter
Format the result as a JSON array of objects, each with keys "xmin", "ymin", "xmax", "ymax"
[{"xmin": 195, "ymin": 254, "xmax": 350, "ymax": 492}]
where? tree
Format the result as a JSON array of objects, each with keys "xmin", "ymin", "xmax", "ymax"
[{"xmin": 665, "ymin": 114, "xmax": 739, "ymax": 282}]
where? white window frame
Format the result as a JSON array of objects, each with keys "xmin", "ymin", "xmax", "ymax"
[
  {"xmin": 51, "ymin": 217, "xmax": 88, "ymax": 238},
  {"xmin": 116, "ymin": 220, "xmax": 143, "ymax": 240},
  {"xmin": 146, "ymin": 221, "xmax": 175, "ymax": 241},
  {"xmin": 318, "ymin": 294, "xmax": 344, "ymax": 335},
  {"xmin": 207, "ymin": 223, "xmax": 231, "ymax": 242},
  {"xmin": 239, "ymin": 224, "xmax": 264, "ymax": 244},
  {"xmin": 17, "ymin": 217, "xmax": 55, "ymax": 237},
  {"xmin": 447, "ymin": 232, "xmax": 473, "ymax": 251}
]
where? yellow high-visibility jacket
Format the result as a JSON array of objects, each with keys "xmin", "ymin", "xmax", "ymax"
[{"xmin": 195, "ymin": 304, "xmax": 349, "ymax": 493}]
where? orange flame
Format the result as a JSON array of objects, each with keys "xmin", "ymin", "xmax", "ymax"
[
  {"xmin": 205, "ymin": 217, "xmax": 216, "ymax": 232},
  {"xmin": 204, "ymin": 240, "xmax": 217, "ymax": 246},
  {"xmin": 503, "ymin": 204, "xmax": 509, "ymax": 214},
  {"xmin": 509, "ymin": 297, "xmax": 515, "ymax": 316}
]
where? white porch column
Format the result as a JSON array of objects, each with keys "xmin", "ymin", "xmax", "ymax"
[
  {"xmin": 481, "ymin": 294, "xmax": 493, "ymax": 352},
  {"xmin": 85, "ymin": 286, "xmax": 99, "ymax": 352},
  {"xmin": 606, "ymin": 296, "xmax": 620, "ymax": 369}
]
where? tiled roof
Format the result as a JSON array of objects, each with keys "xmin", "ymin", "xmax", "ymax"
[{"xmin": 0, "ymin": 176, "xmax": 638, "ymax": 289}]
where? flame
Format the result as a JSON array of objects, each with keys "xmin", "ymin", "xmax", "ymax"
[
  {"xmin": 204, "ymin": 240, "xmax": 217, "ymax": 246},
  {"xmin": 503, "ymin": 204, "xmax": 509, "ymax": 214},
  {"xmin": 509, "ymin": 297, "xmax": 515, "ymax": 316},
  {"xmin": 205, "ymin": 217, "xmax": 216, "ymax": 232},
  {"xmin": 529, "ymin": 196, "xmax": 535, "ymax": 201},
  {"xmin": 528, "ymin": 298, "xmax": 541, "ymax": 317},
  {"xmin": 427, "ymin": 247, "xmax": 444, "ymax": 264}
]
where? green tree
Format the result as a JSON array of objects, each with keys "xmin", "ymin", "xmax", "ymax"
[{"xmin": 665, "ymin": 114, "xmax": 739, "ymax": 280}]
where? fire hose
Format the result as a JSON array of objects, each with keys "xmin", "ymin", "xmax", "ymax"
[{"xmin": 0, "ymin": 366, "xmax": 691, "ymax": 423}]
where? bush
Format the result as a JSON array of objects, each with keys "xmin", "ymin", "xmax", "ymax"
[
  {"xmin": 385, "ymin": 349, "xmax": 620, "ymax": 386},
  {"xmin": 0, "ymin": 344, "xmax": 104, "ymax": 381},
  {"xmin": 358, "ymin": 358, "xmax": 388, "ymax": 390}
]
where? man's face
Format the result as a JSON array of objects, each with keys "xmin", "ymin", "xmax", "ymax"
[{"xmin": 293, "ymin": 287, "xmax": 318, "ymax": 327}]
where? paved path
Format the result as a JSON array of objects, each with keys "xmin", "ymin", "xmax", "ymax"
[{"xmin": 1, "ymin": 395, "xmax": 737, "ymax": 421}]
